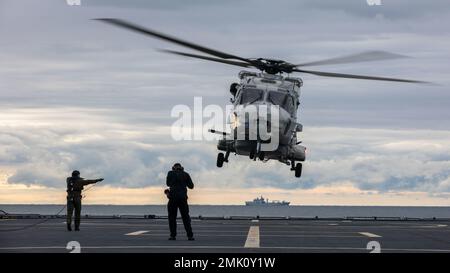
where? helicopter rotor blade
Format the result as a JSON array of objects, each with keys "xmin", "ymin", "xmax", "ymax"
[
  {"xmin": 159, "ymin": 49, "xmax": 252, "ymax": 68},
  {"xmin": 94, "ymin": 18, "xmax": 254, "ymax": 65},
  {"xmin": 94, "ymin": 18, "xmax": 428, "ymax": 81},
  {"xmin": 294, "ymin": 51, "xmax": 409, "ymax": 67},
  {"xmin": 293, "ymin": 68, "xmax": 429, "ymax": 83}
]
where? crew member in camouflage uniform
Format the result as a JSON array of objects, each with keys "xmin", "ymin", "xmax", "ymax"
[{"xmin": 66, "ymin": 170, "xmax": 103, "ymax": 231}]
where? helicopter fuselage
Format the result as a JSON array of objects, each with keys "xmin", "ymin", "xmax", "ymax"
[{"xmin": 215, "ymin": 71, "xmax": 306, "ymax": 176}]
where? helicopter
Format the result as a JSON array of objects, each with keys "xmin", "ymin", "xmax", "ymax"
[{"xmin": 95, "ymin": 18, "xmax": 428, "ymax": 178}]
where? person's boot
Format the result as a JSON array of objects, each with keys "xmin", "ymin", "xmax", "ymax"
[
  {"xmin": 188, "ymin": 237, "xmax": 195, "ymax": 241},
  {"xmin": 67, "ymin": 223, "xmax": 72, "ymax": 231},
  {"xmin": 168, "ymin": 236, "xmax": 176, "ymax": 240}
]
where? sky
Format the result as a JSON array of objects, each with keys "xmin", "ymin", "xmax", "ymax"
[{"xmin": 1, "ymin": 0, "xmax": 450, "ymax": 205}]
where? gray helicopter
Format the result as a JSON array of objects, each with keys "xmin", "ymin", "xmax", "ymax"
[{"xmin": 95, "ymin": 18, "xmax": 428, "ymax": 178}]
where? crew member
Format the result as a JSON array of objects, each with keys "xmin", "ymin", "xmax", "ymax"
[
  {"xmin": 166, "ymin": 163, "xmax": 194, "ymax": 240},
  {"xmin": 66, "ymin": 170, "xmax": 103, "ymax": 231}
]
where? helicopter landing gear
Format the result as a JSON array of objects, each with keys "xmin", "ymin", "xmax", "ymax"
[
  {"xmin": 249, "ymin": 142, "xmax": 265, "ymax": 161},
  {"xmin": 291, "ymin": 160, "xmax": 302, "ymax": 178},
  {"xmin": 217, "ymin": 153, "xmax": 224, "ymax": 167},
  {"xmin": 295, "ymin": 163, "xmax": 302, "ymax": 177},
  {"xmin": 217, "ymin": 150, "xmax": 230, "ymax": 168},
  {"xmin": 258, "ymin": 152, "xmax": 265, "ymax": 161},
  {"xmin": 224, "ymin": 150, "xmax": 230, "ymax": 163},
  {"xmin": 253, "ymin": 142, "xmax": 265, "ymax": 161}
]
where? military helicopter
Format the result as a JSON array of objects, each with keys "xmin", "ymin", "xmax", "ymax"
[{"xmin": 95, "ymin": 18, "xmax": 428, "ymax": 178}]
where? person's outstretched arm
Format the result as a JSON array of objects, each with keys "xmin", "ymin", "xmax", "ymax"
[{"xmin": 81, "ymin": 178, "xmax": 103, "ymax": 186}]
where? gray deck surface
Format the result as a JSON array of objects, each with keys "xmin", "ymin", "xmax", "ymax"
[{"xmin": 1, "ymin": 218, "xmax": 450, "ymax": 253}]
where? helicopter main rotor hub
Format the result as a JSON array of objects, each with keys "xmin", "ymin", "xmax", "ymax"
[{"xmin": 252, "ymin": 58, "xmax": 295, "ymax": 74}]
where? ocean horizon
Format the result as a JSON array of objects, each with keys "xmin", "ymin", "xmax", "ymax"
[{"xmin": 1, "ymin": 204, "xmax": 450, "ymax": 218}]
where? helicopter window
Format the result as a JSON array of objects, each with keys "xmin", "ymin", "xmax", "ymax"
[
  {"xmin": 240, "ymin": 88, "xmax": 264, "ymax": 104},
  {"xmin": 267, "ymin": 91, "xmax": 285, "ymax": 106},
  {"xmin": 268, "ymin": 91, "xmax": 295, "ymax": 113}
]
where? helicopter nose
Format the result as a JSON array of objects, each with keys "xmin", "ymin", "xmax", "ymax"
[{"xmin": 231, "ymin": 105, "xmax": 282, "ymax": 140}]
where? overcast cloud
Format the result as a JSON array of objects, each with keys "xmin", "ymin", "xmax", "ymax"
[{"xmin": 1, "ymin": 0, "xmax": 450, "ymax": 202}]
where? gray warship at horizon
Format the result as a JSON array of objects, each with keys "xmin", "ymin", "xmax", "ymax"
[
  {"xmin": 2, "ymin": 204, "xmax": 450, "ymax": 218},
  {"xmin": 245, "ymin": 196, "xmax": 290, "ymax": 206}
]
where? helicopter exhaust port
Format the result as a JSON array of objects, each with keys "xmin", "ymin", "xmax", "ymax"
[{"xmin": 229, "ymin": 83, "xmax": 239, "ymax": 97}]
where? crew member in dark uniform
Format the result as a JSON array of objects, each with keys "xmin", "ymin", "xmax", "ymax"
[
  {"xmin": 66, "ymin": 170, "xmax": 103, "ymax": 231},
  {"xmin": 166, "ymin": 163, "xmax": 194, "ymax": 240}
]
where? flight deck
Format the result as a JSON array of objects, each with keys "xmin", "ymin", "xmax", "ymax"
[{"xmin": 1, "ymin": 216, "xmax": 450, "ymax": 253}]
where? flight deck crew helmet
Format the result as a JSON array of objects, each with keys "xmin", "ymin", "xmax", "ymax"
[
  {"xmin": 172, "ymin": 163, "xmax": 183, "ymax": 171},
  {"xmin": 72, "ymin": 170, "xmax": 81, "ymax": 178}
]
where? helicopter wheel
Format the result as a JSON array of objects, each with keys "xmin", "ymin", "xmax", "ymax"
[
  {"xmin": 249, "ymin": 150, "xmax": 255, "ymax": 160},
  {"xmin": 217, "ymin": 153, "xmax": 225, "ymax": 168},
  {"xmin": 294, "ymin": 163, "xmax": 302, "ymax": 178},
  {"xmin": 258, "ymin": 152, "xmax": 265, "ymax": 161}
]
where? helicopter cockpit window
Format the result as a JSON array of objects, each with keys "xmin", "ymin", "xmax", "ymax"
[
  {"xmin": 268, "ymin": 91, "xmax": 295, "ymax": 113},
  {"xmin": 239, "ymin": 88, "xmax": 264, "ymax": 104},
  {"xmin": 267, "ymin": 91, "xmax": 285, "ymax": 106}
]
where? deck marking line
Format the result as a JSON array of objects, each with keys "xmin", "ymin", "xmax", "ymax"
[
  {"xmin": 359, "ymin": 232, "xmax": 381, "ymax": 238},
  {"xmin": 244, "ymin": 226, "xmax": 260, "ymax": 248},
  {"xmin": 125, "ymin": 230, "xmax": 150, "ymax": 236},
  {"xmin": 1, "ymin": 246, "xmax": 450, "ymax": 252}
]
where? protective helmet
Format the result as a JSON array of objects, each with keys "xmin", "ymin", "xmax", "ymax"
[
  {"xmin": 172, "ymin": 163, "xmax": 183, "ymax": 171},
  {"xmin": 72, "ymin": 170, "xmax": 81, "ymax": 177}
]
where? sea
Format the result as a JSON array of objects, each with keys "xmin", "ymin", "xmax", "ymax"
[{"xmin": 1, "ymin": 204, "xmax": 450, "ymax": 218}]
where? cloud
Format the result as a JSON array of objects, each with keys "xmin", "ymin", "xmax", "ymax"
[
  {"xmin": 1, "ymin": 1, "xmax": 450, "ymax": 203},
  {"xmin": 1, "ymin": 108, "xmax": 450, "ymax": 197},
  {"xmin": 1, "ymin": 0, "xmax": 449, "ymax": 130}
]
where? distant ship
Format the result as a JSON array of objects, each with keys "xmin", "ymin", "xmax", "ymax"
[{"xmin": 245, "ymin": 196, "xmax": 290, "ymax": 206}]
